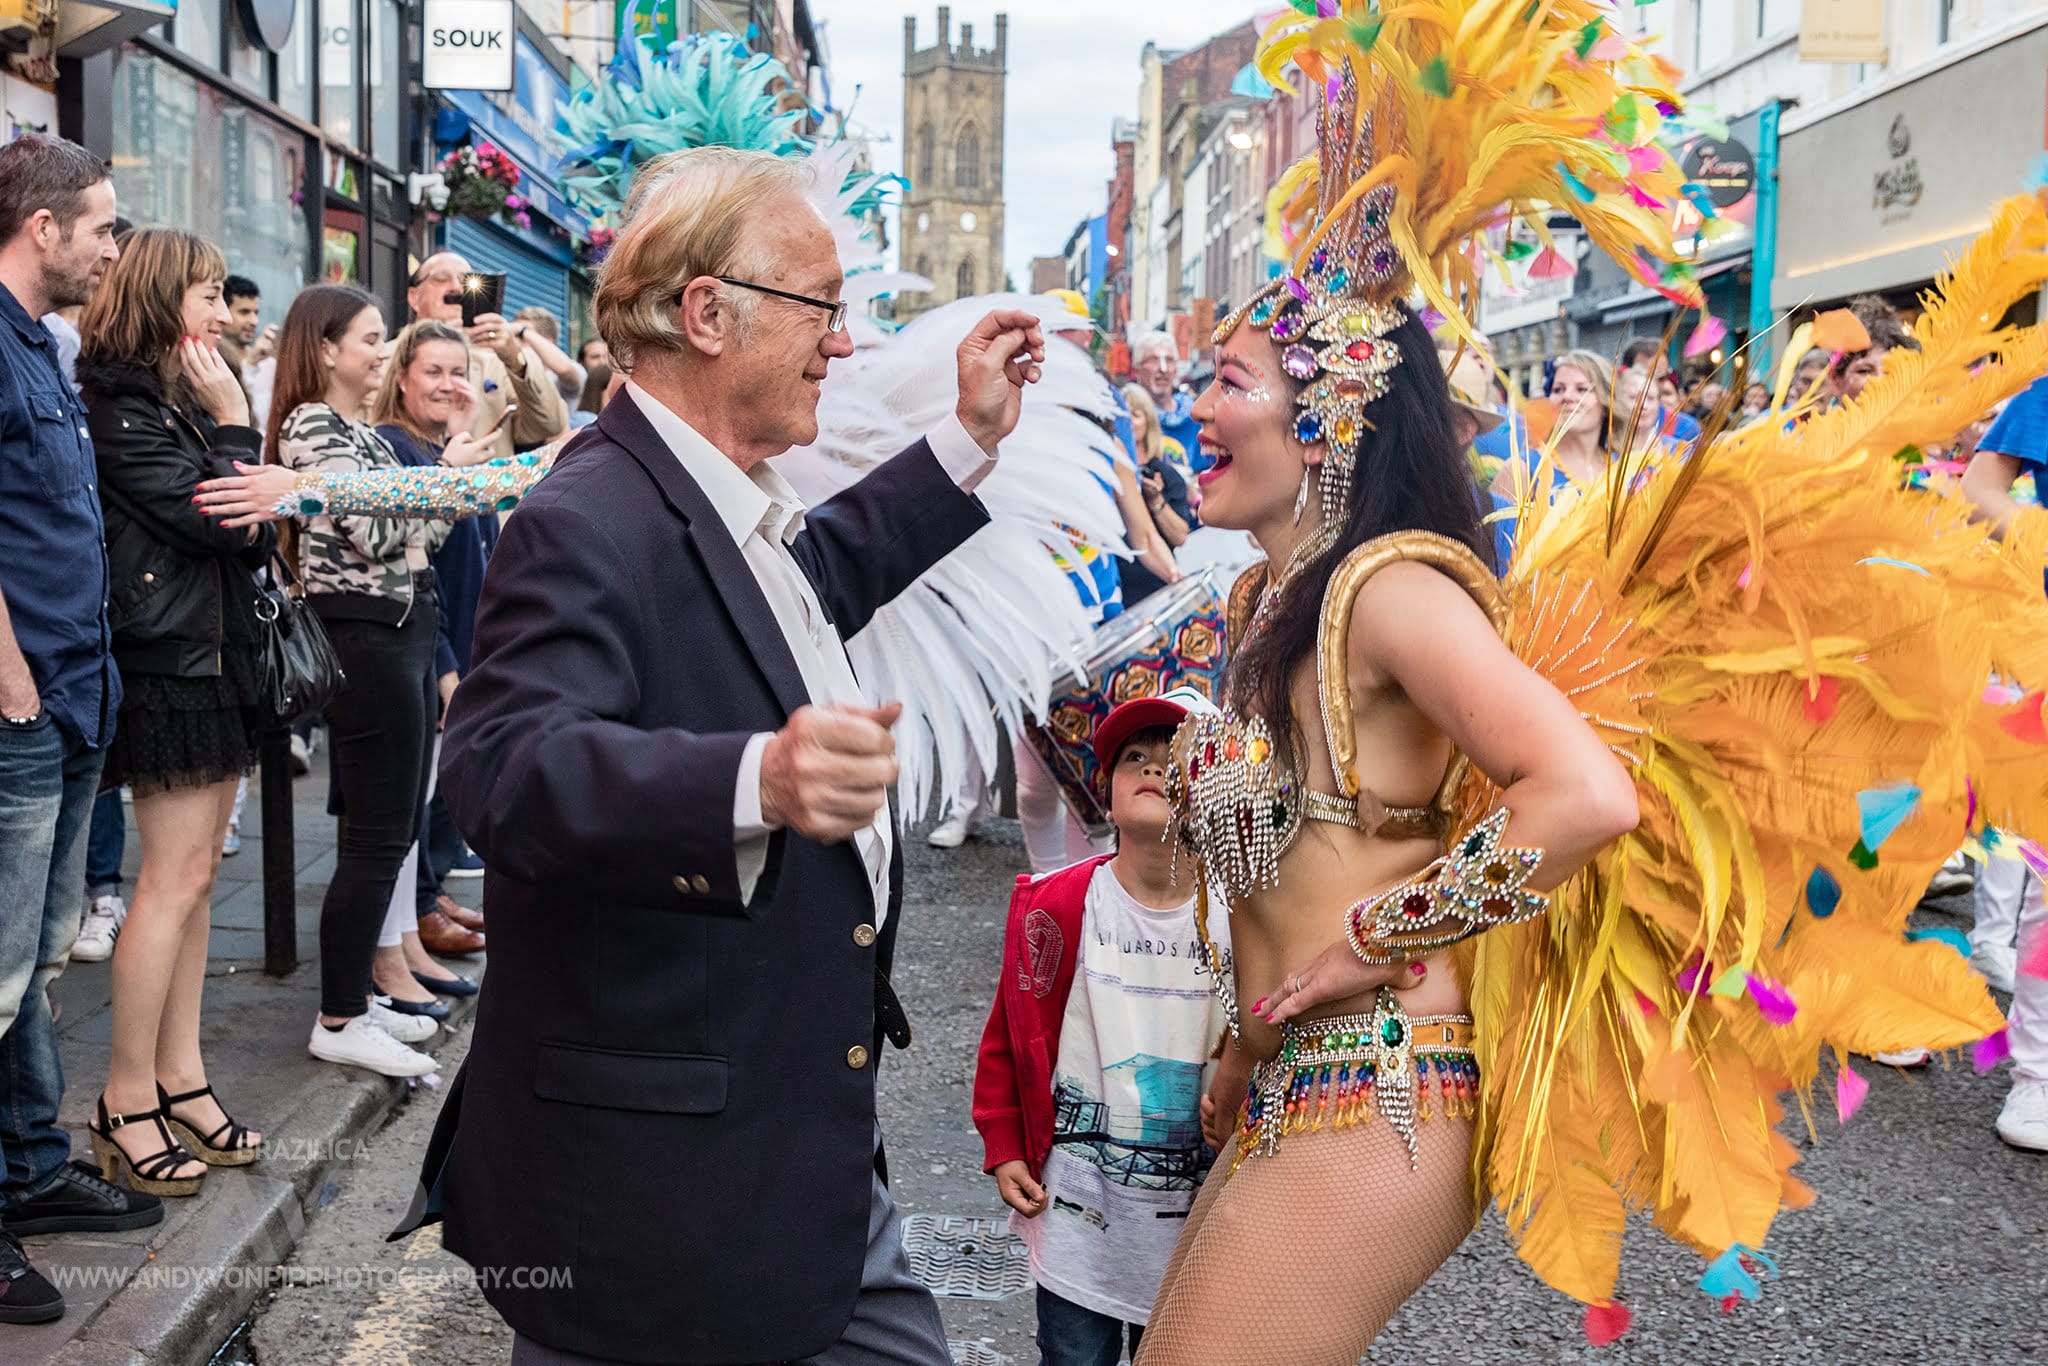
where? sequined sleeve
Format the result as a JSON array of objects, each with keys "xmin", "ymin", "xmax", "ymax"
[{"xmin": 279, "ymin": 448, "xmax": 557, "ymax": 520}]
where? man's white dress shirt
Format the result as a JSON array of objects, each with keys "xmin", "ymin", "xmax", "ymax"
[{"xmin": 625, "ymin": 383, "xmax": 996, "ymax": 926}]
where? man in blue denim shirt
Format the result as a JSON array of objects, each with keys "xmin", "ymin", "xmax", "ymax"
[{"xmin": 0, "ymin": 134, "xmax": 160, "ymax": 1329}]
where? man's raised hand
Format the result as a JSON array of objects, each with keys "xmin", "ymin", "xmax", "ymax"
[
  {"xmin": 955, "ymin": 308, "xmax": 1046, "ymax": 455},
  {"xmin": 758, "ymin": 703, "xmax": 903, "ymax": 844}
]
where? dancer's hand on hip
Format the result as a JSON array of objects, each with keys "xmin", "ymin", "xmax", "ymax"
[
  {"xmin": 955, "ymin": 308, "xmax": 1046, "ymax": 454},
  {"xmin": 759, "ymin": 702, "xmax": 903, "ymax": 843},
  {"xmin": 1256, "ymin": 941, "xmax": 1417, "ymax": 1027}
]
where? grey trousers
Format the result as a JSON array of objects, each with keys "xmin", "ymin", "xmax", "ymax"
[{"xmin": 509, "ymin": 1138, "xmax": 949, "ymax": 1366}]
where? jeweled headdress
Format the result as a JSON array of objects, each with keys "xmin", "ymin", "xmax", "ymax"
[{"xmin": 1219, "ymin": 0, "xmax": 1710, "ymax": 531}]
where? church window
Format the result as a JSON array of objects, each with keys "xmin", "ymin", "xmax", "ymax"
[
  {"xmin": 918, "ymin": 123, "xmax": 935, "ymax": 183},
  {"xmin": 954, "ymin": 124, "xmax": 982, "ymax": 190},
  {"xmin": 956, "ymin": 258, "xmax": 975, "ymax": 299}
]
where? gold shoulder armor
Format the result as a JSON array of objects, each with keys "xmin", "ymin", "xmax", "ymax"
[
  {"xmin": 1225, "ymin": 561, "xmax": 1270, "ymax": 653},
  {"xmin": 1317, "ymin": 531, "xmax": 1505, "ymax": 815}
]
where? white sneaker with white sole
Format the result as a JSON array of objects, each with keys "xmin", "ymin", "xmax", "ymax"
[
  {"xmin": 70, "ymin": 894, "xmax": 126, "ymax": 963},
  {"xmin": 308, "ymin": 1016, "xmax": 437, "ymax": 1077},
  {"xmin": 926, "ymin": 811, "xmax": 976, "ymax": 849},
  {"xmin": 1873, "ymin": 1047, "xmax": 1933, "ymax": 1067},
  {"xmin": 1997, "ymin": 1078, "xmax": 2048, "ymax": 1152},
  {"xmin": 367, "ymin": 997, "xmax": 439, "ymax": 1044}
]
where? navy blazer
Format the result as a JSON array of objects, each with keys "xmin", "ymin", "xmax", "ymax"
[{"xmin": 407, "ymin": 391, "xmax": 989, "ymax": 1363}]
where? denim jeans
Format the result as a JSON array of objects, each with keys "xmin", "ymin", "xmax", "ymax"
[
  {"xmin": 1035, "ymin": 1287, "xmax": 1142, "ymax": 1366},
  {"xmin": 317, "ymin": 605, "xmax": 437, "ymax": 1019},
  {"xmin": 85, "ymin": 786, "xmax": 124, "ymax": 895},
  {"xmin": 0, "ymin": 714, "xmax": 104, "ymax": 1201}
]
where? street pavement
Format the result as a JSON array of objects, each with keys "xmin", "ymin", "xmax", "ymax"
[
  {"xmin": 8, "ymin": 747, "xmax": 482, "ymax": 1366},
  {"xmin": 212, "ymin": 823, "xmax": 2046, "ymax": 1366}
]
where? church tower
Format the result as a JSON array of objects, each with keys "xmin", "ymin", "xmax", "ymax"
[{"xmin": 900, "ymin": 7, "xmax": 1007, "ymax": 320}]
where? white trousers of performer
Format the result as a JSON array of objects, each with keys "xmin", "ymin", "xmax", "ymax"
[
  {"xmin": 1974, "ymin": 847, "xmax": 2048, "ymax": 1083},
  {"xmin": 944, "ymin": 737, "xmax": 1111, "ymax": 875},
  {"xmin": 1012, "ymin": 741, "xmax": 1110, "ymax": 875},
  {"xmin": 378, "ymin": 737, "xmax": 440, "ymax": 949}
]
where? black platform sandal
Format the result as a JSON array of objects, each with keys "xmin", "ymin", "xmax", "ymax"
[
  {"xmin": 157, "ymin": 1082, "xmax": 263, "ymax": 1167},
  {"xmin": 89, "ymin": 1096, "xmax": 204, "ymax": 1196}
]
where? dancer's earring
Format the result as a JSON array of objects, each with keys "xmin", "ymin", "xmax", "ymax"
[{"xmin": 1292, "ymin": 464, "xmax": 1314, "ymax": 525}]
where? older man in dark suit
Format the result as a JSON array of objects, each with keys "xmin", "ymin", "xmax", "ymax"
[{"xmin": 395, "ymin": 147, "xmax": 1045, "ymax": 1364}]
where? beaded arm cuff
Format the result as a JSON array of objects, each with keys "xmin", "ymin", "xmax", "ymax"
[
  {"xmin": 280, "ymin": 453, "xmax": 552, "ymax": 520},
  {"xmin": 1343, "ymin": 809, "xmax": 1547, "ymax": 965}
]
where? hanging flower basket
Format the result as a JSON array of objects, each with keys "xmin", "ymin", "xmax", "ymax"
[
  {"xmin": 576, "ymin": 226, "xmax": 616, "ymax": 269},
  {"xmin": 437, "ymin": 142, "xmax": 531, "ymax": 230}
]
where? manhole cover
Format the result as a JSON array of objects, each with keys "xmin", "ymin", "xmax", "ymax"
[
  {"xmin": 901, "ymin": 1214, "xmax": 1031, "ymax": 1300},
  {"xmin": 949, "ymin": 1342, "xmax": 1012, "ymax": 1366}
]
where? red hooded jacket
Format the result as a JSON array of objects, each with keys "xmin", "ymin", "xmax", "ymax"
[{"xmin": 971, "ymin": 854, "xmax": 1114, "ymax": 1181}]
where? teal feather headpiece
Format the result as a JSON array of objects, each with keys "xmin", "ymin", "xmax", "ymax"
[{"xmin": 554, "ymin": 31, "xmax": 812, "ymax": 226}]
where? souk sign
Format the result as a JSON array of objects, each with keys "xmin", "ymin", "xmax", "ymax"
[{"xmin": 422, "ymin": 0, "xmax": 515, "ymax": 92}]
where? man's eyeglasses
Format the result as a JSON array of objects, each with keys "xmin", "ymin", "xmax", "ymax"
[{"xmin": 713, "ymin": 276, "xmax": 848, "ymax": 333}]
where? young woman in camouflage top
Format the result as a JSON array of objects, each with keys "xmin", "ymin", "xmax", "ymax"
[{"xmin": 266, "ymin": 284, "xmax": 491, "ymax": 1080}]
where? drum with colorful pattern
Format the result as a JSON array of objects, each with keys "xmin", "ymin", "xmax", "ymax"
[{"xmin": 1025, "ymin": 568, "xmax": 1228, "ymax": 836}]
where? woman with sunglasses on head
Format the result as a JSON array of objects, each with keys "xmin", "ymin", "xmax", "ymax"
[
  {"xmin": 364, "ymin": 320, "xmax": 500, "ymax": 1015},
  {"xmin": 77, "ymin": 228, "xmax": 275, "ymax": 1194}
]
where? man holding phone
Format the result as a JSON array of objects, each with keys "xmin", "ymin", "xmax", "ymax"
[{"xmin": 406, "ymin": 253, "xmax": 569, "ymax": 460}]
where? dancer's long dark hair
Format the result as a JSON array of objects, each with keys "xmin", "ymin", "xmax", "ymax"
[{"xmin": 1224, "ymin": 305, "xmax": 1492, "ymax": 749}]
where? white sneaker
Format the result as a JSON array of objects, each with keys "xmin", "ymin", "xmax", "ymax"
[
  {"xmin": 1996, "ymin": 1078, "xmax": 2048, "ymax": 1152},
  {"xmin": 71, "ymin": 894, "xmax": 127, "ymax": 963},
  {"xmin": 1873, "ymin": 1047, "xmax": 1933, "ymax": 1068},
  {"xmin": 289, "ymin": 732, "xmax": 310, "ymax": 776},
  {"xmin": 926, "ymin": 811, "xmax": 976, "ymax": 849},
  {"xmin": 367, "ymin": 997, "xmax": 439, "ymax": 1044},
  {"xmin": 308, "ymin": 1016, "xmax": 438, "ymax": 1078},
  {"xmin": 1972, "ymin": 943, "xmax": 2018, "ymax": 994}
]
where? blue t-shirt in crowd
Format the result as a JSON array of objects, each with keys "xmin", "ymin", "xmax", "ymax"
[
  {"xmin": 1980, "ymin": 377, "xmax": 2048, "ymax": 472},
  {"xmin": 1158, "ymin": 391, "xmax": 1204, "ymax": 472},
  {"xmin": 0, "ymin": 283, "xmax": 117, "ymax": 746}
]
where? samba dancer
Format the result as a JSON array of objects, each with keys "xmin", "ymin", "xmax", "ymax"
[{"xmin": 1140, "ymin": 2, "xmax": 2045, "ymax": 1359}]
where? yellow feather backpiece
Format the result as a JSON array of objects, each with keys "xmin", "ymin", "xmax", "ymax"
[{"xmin": 1464, "ymin": 192, "xmax": 2048, "ymax": 1307}]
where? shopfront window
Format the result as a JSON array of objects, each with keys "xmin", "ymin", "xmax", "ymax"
[
  {"xmin": 319, "ymin": 0, "xmax": 360, "ymax": 150},
  {"xmin": 111, "ymin": 46, "xmax": 312, "ymax": 313},
  {"xmin": 371, "ymin": 0, "xmax": 404, "ymax": 169},
  {"xmin": 277, "ymin": 2, "xmax": 313, "ymax": 119},
  {"xmin": 173, "ymin": 0, "xmax": 223, "ymax": 67}
]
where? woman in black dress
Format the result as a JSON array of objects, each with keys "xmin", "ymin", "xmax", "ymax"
[{"xmin": 78, "ymin": 228, "xmax": 273, "ymax": 1195}]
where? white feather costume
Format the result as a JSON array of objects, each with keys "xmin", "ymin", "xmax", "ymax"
[{"xmin": 778, "ymin": 292, "xmax": 1136, "ymax": 823}]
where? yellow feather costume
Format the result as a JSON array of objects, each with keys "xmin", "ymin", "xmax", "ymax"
[{"xmin": 1243, "ymin": 0, "xmax": 2047, "ymax": 1317}]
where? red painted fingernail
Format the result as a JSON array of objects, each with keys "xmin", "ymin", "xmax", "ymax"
[{"xmin": 1252, "ymin": 998, "xmax": 1267, "ymax": 1014}]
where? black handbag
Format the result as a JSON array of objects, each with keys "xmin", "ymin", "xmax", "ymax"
[{"xmin": 255, "ymin": 552, "xmax": 344, "ymax": 723}]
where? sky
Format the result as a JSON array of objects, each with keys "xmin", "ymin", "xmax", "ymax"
[{"xmin": 812, "ymin": 0, "xmax": 1266, "ymax": 286}]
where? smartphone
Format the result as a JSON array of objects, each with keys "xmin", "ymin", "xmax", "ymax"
[
  {"xmin": 484, "ymin": 404, "xmax": 518, "ymax": 438},
  {"xmin": 453, "ymin": 272, "xmax": 508, "ymax": 327}
]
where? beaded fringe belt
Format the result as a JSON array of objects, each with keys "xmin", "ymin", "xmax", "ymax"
[{"xmin": 1233, "ymin": 988, "xmax": 1476, "ymax": 1175}]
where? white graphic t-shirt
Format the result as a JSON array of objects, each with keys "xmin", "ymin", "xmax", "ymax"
[{"xmin": 1014, "ymin": 861, "xmax": 1231, "ymax": 1324}]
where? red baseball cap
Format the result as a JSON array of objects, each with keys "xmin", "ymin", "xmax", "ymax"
[{"xmin": 1092, "ymin": 694, "xmax": 1192, "ymax": 775}]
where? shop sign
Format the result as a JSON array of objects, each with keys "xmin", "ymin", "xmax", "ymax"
[
  {"xmin": 422, "ymin": 0, "xmax": 515, "ymax": 92},
  {"xmin": 1771, "ymin": 20, "xmax": 2048, "ymax": 307},
  {"xmin": 1670, "ymin": 130, "xmax": 1758, "ymax": 260},
  {"xmin": 1800, "ymin": 0, "xmax": 1886, "ymax": 63},
  {"xmin": 233, "ymin": 0, "xmax": 295, "ymax": 53},
  {"xmin": 1872, "ymin": 114, "xmax": 1922, "ymax": 218}
]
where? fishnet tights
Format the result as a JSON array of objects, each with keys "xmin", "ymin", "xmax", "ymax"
[{"xmin": 1135, "ymin": 1112, "xmax": 1476, "ymax": 1364}]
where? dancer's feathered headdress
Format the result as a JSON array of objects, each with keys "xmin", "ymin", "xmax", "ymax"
[{"xmin": 1218, "ymin": 0, "xmax": 1704, "ymax": 528}]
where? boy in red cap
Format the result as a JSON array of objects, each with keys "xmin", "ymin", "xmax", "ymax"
[{"xmin": 972, "ymin": 689, "xmax": 1235, "ymax": 1362}]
